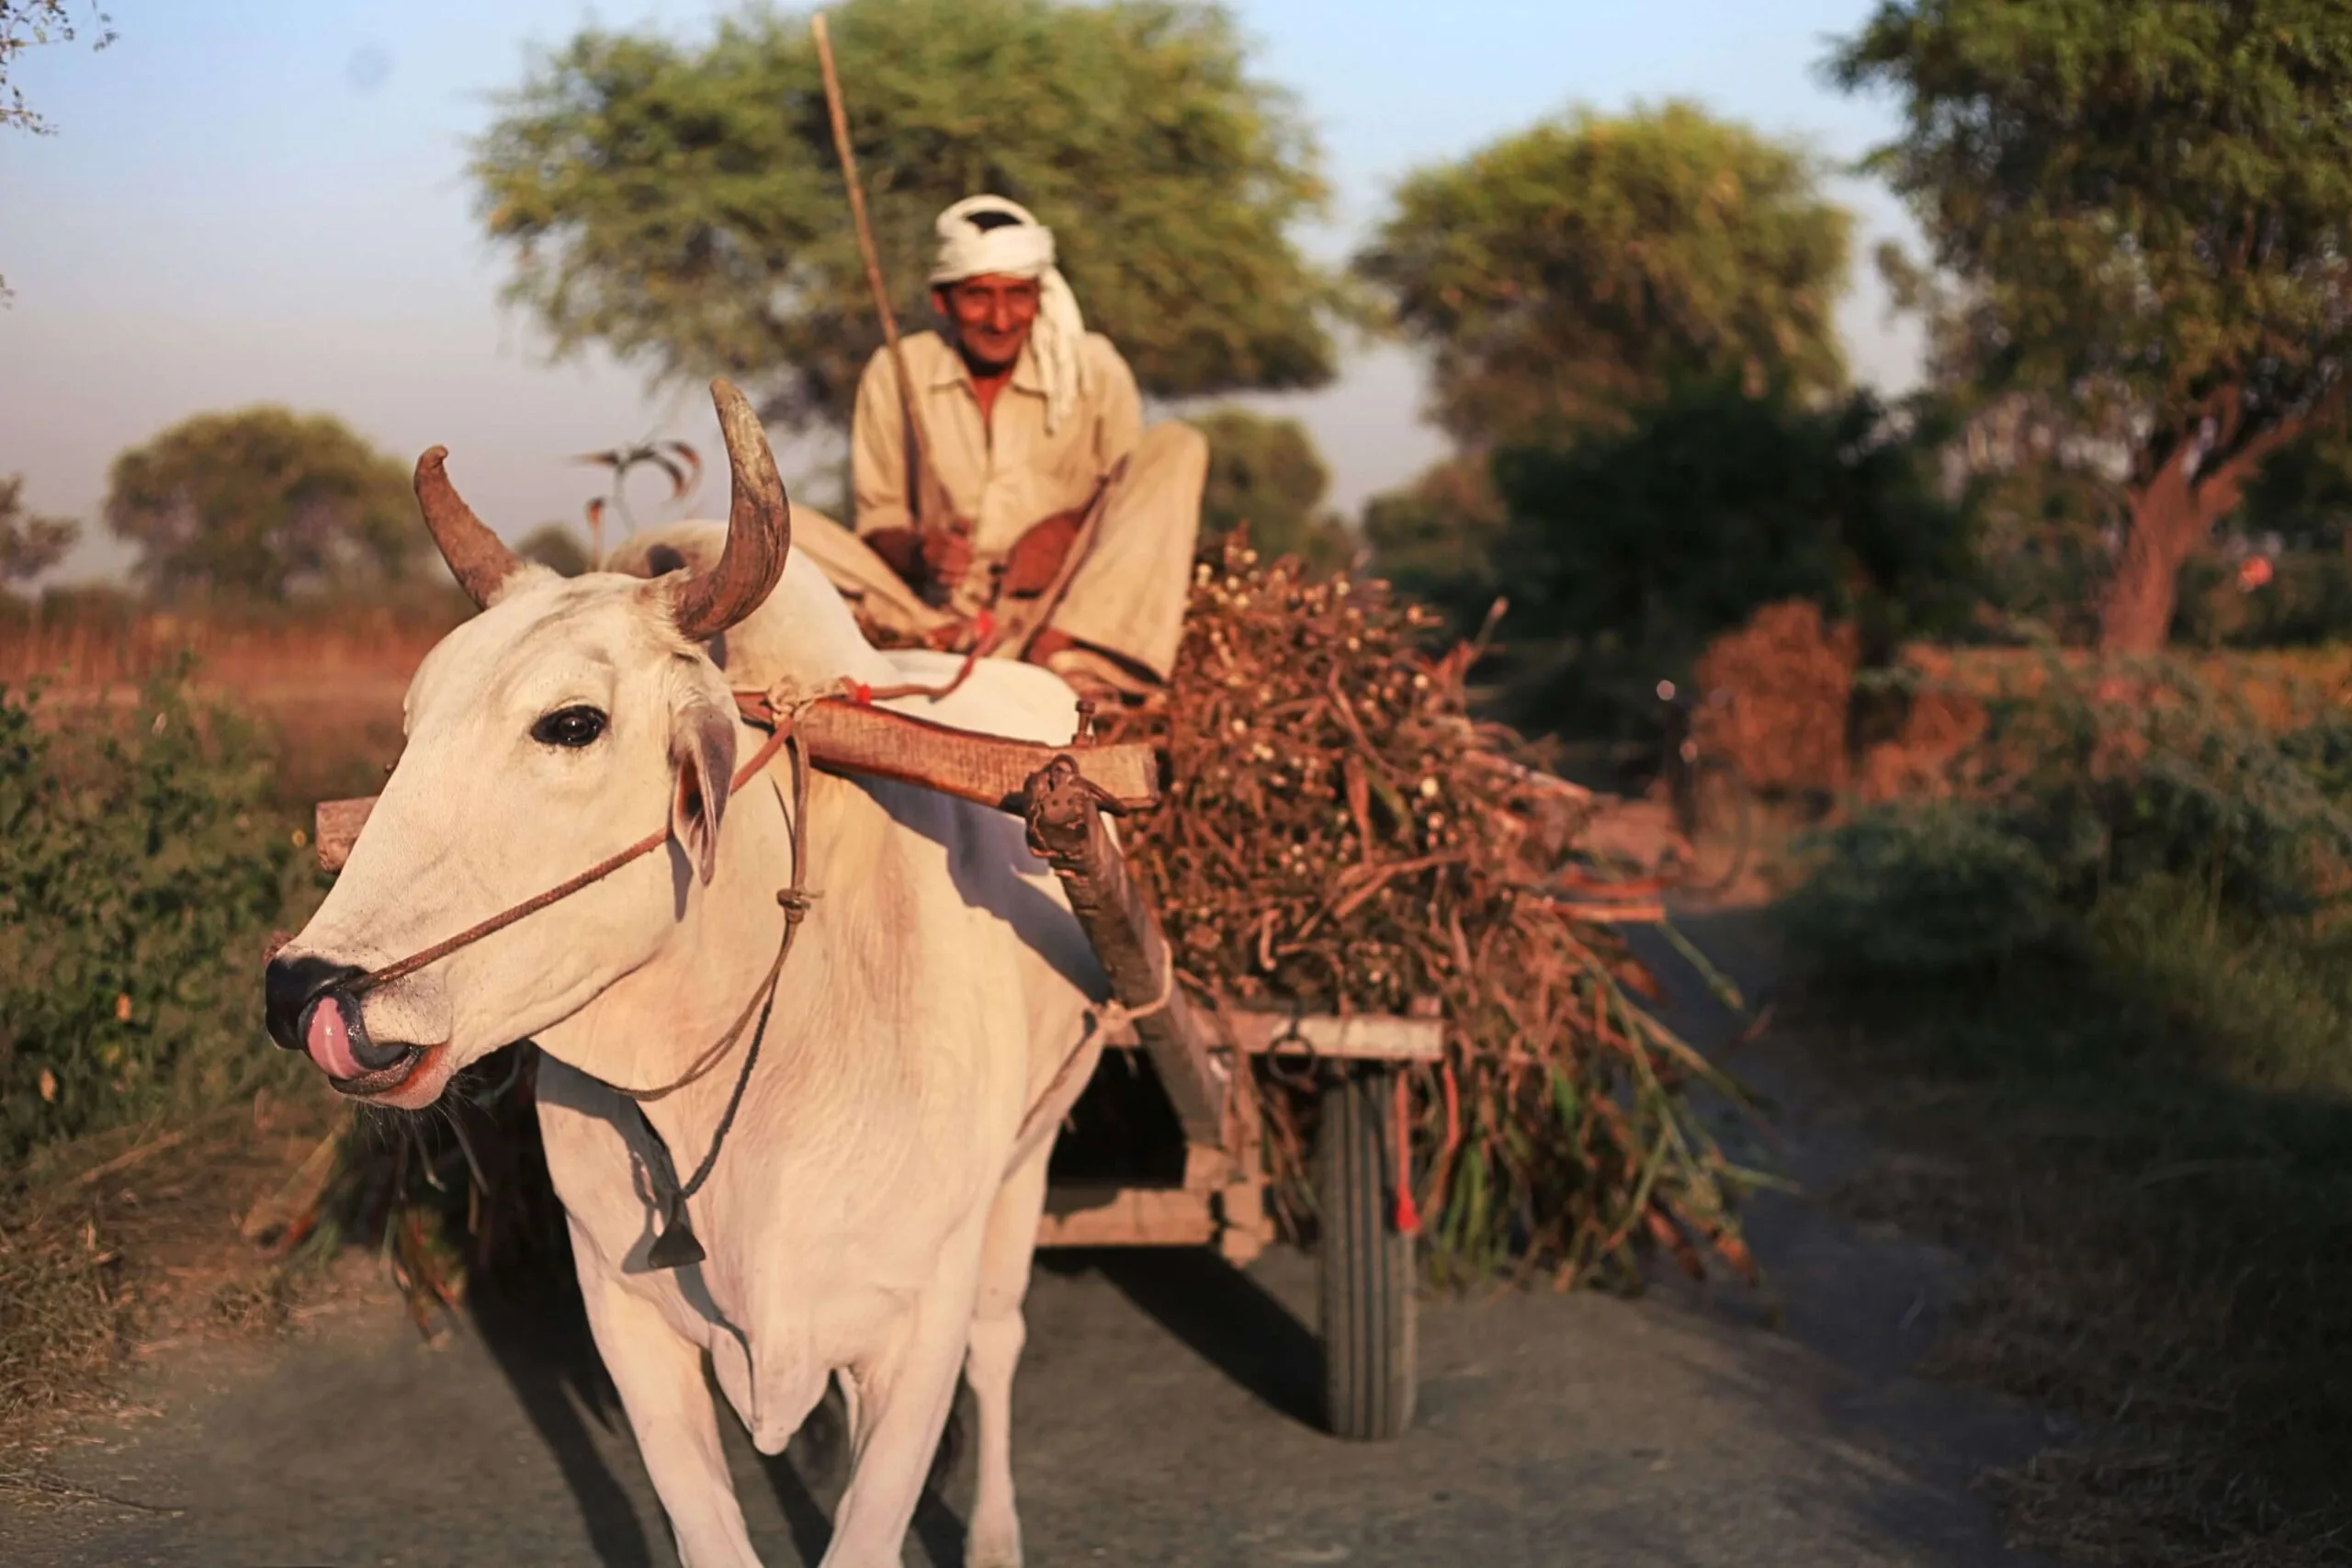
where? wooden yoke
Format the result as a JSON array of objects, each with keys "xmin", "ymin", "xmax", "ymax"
[{"xmin": 311, "ymin": 697, "xmax": 1161, "ymax": 874}]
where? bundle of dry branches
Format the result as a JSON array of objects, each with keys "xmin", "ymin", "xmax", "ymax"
[{"xmin": 1105, "ymin": 542, "xmax": 1760, "ymax": 1286}]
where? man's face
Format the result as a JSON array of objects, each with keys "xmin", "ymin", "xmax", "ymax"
[{"xmin": 933, "ymin": 274, "xmax": 1041, "ymax": 371}]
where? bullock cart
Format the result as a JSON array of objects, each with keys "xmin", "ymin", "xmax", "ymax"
[{"xmin": 312, "ymin": 688, "xmax": 1439, "ymax": 1441}]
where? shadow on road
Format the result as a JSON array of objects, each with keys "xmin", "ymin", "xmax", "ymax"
[
  {"xmin": 469, "ymin": 1262, "xmax": 973, "ymax": 1568},
  {"xmin": 469, "ymin": 1274, "xmax": 658, "ymax": 1568},
  {"xmin": 1044, "ymin": 1245, "xmax": 1324, "ymax": 1430}
]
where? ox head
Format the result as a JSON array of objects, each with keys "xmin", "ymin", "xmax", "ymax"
[{"xmin": 262, "ymin": 379, "xmax": 790, "ymax": 1109}]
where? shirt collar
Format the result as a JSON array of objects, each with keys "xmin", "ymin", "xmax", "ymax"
[{"xmin": 930, "ymin": 333, "xmax": 1046, "ymax": 397}]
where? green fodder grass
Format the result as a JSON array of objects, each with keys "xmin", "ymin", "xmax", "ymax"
[
  {"xmin": 0, "ymin": 664, "xmax": 327, "ymax": 1165},
  {"xmin": 1783, "ymin": 658, "xmax": 2352, "ymax": 1565},
  {"xmin": 0, "ymin": 664, "xmax": 345, "ymax": 1436}
]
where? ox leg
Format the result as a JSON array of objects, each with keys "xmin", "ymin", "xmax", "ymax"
[
  {"xmin": 578, "ymin": 1259, "xmax": 761, "ymax": 1568},
  {"xmin": 820, "ymin": 1253, "xmax": 986, "ymax": 1568},
  {"xmin": 963, "ymin": 1146, "xmax": 1051, "ymax": 1568}
]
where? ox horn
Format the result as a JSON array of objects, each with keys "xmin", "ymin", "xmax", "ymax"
[
  {"xmin": 671, "ymin": 378, "xmax": 792, "ymax": 642},
  {"xmin": 414, "ymin": 446, "xmax": 524, "ymax": 609}
]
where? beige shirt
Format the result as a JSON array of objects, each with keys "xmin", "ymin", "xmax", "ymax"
[{"xmin": 851, "ymin": 329, "xmax": 1144, "ymax": 562}]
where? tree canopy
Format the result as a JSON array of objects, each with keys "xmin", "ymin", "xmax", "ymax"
[
  {"xmin": 472, "ymin": 0, "xmax": 1342, "ymax": 434},
  {"xmin": 0, "ymin": 473, "xmax": 76, "ymax": 588},
  {"xmin": 1361, "ymin": 456, "xmax": 1507, "ymax": 642},
  {"xmin": 1483, "ymin": 378, "xmax": 1980, "ymax": 734},
  {"xmin": 517, "ymin": 521, "xmax": 594, "ymax": 578},
  {"xmin": 1827, "ymin": 0, "xmax": 2352, "ymax": 650},
  {"xmin": 2241, "ymin": 432, "xmax": 2352, "ymax": 554},
  {"xmin": 105, "ymin": 409, "xmax": 421, "ymax": 603},
  {"xmin": 1354, "ymin": 100, "xmax": 1853, "ymax": 449},
  {"xmin": 1193, "ymin": 407, "xmax": 1353, "ymax": 574}
]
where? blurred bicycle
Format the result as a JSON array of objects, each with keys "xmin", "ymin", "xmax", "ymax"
[{"xmin": 1641, "ymin": 677, "xmax": 1754, "ymax": 897}]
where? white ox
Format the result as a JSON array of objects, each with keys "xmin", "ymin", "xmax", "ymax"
[{"xmin": 263, "ymin": 382, "xmax": 1107, "ymax": 1568}]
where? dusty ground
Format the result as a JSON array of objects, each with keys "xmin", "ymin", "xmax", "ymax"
[{"xmin": 0, "ymin": 908, "xmax": 2079, "ymax": 1568}]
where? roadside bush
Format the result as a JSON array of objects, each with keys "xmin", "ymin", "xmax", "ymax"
[
  {"xmin": 1987, "ymin": 659, "xmax": 2352, "ymax": 918},
  {"xmin": 0, "ymin": 662, "xmax": 317, "ymax": 1166},
  {"xmin": 1782, "ymin": 802, "xmax": 2058, "ymax": 979},
  {"xmin": 1484, "ymin": 378, "xmax": 1980, "ymax": 739},
  {"xmin": 1789, "ymin": 654, "xmax": 2352, "ymax": 986},
  {"xmin": 2174, "ymin": 550, "xmax": 2352, "ymax": 649}
]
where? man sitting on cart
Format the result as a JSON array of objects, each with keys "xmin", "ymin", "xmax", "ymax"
[{"xmin": 790, "ymin": 195, "xmax": 1207, "ymax": 703}]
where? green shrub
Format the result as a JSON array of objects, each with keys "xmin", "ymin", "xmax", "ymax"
[
  {"xmin": 1783, "ymin": 803, "xmax": 2058, "ymax": 979},
  {"xmin": 1982, "ymin": 658, "xmax": 2352, "ymax": 919},
  {"xmin": 1791, "ymin": 655, "xmax": 2352, "ymax": 988},
  {"xmin": 2174, "ymin": 550, "xmax": 2352, "ymax": 649},
  {"xmin": 1480, "ymin": 378, "xmax": 1982, "ymax": 737},
  {"xmin": 0, "ymin": 664, "xmax": 317, "ymax": 1165}
]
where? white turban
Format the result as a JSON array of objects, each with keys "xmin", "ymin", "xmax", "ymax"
[{"xmin": 928, "ymin": 194, "xmax": 1091, "ymax": 434}]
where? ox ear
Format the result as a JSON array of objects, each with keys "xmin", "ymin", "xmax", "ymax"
[{"xmin": 669, "ymin": 698, "xmax": 738, "ymax": 886}]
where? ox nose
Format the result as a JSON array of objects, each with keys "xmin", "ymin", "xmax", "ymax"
[
  {"xmin": 263, "ymin": 955, "xmax": 406, "ymax": 1077},
  {"xmin": 265, "ymin": 954, "xmax": 360, "ymax": 1053}
]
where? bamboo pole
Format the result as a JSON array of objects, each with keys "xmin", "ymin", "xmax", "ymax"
[{"xmin": 810, "ymin": 12, "xmax": 947, "ymax": 539}]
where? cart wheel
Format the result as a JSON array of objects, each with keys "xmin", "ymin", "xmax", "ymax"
[{"xmin": 1317, "ymin": 1065, "xmax": 1417, "ymax": 1441}]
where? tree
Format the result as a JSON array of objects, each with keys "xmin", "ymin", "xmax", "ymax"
[
  {"xmin": 517, "ymin": 521, "xmax": 593, "ymax": 578},
  {"xmin": 2239, "ymin": 433, "xmax": 2352, "ymax": 556},
  {"xmin": 1486, "ymin": 378, "xmax": 1980, "ymax": 736},
  {"xmin": 105, "ymin": 409, "xmax": 421, "ymax": 603},
  {"xmin": 1193, "ymin": 407, "xmax": 1353, "ymax": 575},
  {"xmin": 1827, "ymin": 1, "xmax": 2352, "ymax": 653},
  {"xmin": 472, "ymin": 0, "xmax": 1342, "ymax": 434},
  {"xmin": 1871, "ymin": 243, "xmax": 2124, "ymax": 644},
  {"xmin": 1354, "ymin": 101, "xmax": 1853, "ymax": 450},
  {"xmin": 1361, "ymin": 456, "xmax": 1508, "ymax": 642},
  {"xmin": 0, "ymin": 473, "xmax": 76, "ymax": 588}
]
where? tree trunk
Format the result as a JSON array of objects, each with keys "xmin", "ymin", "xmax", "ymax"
[{"xmin": 2098, "ymin": 457, "xmax": 2213, "ymax": 654}]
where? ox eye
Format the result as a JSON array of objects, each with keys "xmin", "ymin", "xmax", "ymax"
[{"xmin": 532, "ymin": 705, "xmax": 608, "ymax": 749}]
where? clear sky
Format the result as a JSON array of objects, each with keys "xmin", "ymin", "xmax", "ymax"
[{"xmin": 0, "ymin": 0, "xmax": 1921, "ymax": 587}]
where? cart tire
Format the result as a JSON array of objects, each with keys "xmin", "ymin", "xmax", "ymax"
[{"xmin": 1317, "ymin": 1065, "xmax": 1417, "ymax": 1441}]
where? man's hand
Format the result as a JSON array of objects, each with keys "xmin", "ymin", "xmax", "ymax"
[
  {"xmin": 865, "ymin": 522, "xmax": 975, "ymax": 599},
  {"xmin": 919, "ymin": 524, "xmax": 975, "ymax": 589},
  {"xmin": 1001, "ymin": 506, "xmax": 1087, "ymax": 598},
  {"xmin": 865, "ymin": 526, "xmax": 923, "ymax": 586}
]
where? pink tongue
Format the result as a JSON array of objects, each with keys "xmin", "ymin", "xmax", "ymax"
[{"xmin": 305, "ymin": 998, "xmax": 364, "ymax": 1079}]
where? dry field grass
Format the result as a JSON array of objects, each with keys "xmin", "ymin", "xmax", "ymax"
[{"xmin": 0, "ymin": 607, "xmax": 455, "ymax": 807}]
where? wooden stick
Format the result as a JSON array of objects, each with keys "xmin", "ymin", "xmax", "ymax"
[
  {"xmin": 993, "ymin": 453, "xmax": 1126, "ymax": 660},
  {"xmin": 810, "ymin": 12, "xmax": 947, "ymax": 536},
  {"xmin": 1023, "ymin": 757, "xmax": 1229, "ymax": 1148},
  {"xmin": 311, "ymin": 698, "xmax": 1165, "ymax": 874}
]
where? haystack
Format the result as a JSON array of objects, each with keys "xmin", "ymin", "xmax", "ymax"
[{"xmin": 1104, "ymin": 542, "xmax": 1757, "ymax": 1285}]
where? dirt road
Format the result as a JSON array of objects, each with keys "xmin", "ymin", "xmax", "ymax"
[{"xmin": 2, "ymin": 911, "xmax": 2067, "ymax": 1568}]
